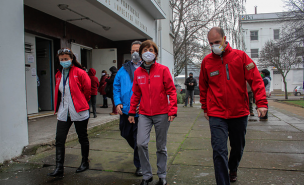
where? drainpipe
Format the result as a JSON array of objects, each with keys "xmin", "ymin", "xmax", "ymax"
[{"xmin": 159, "ymin": 20, "xmax": 162, "ymax": 64}]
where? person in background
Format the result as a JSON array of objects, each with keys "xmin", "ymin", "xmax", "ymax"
[
  {"xmin": 247, "ymin": 82, "xmax": 254, "ymax": 116},
  {"xmin": 98, "ymin": 70, "xmax": 108, "ymax": 108},
  {"xmin": 113, "ymin": 40, "xmax": 143, "ymax": 176},
  {"xmin": 48, "ymin": 48, "xmax": 91, "ymax": 177},
  {"xmin": 128, "ymin": 40, "xmax": 177, "ymax": 185},
  {"xmin": 199, "ymin": 27, "xmax": 268, "ymax": 184},
  {"xmin": 106, "ymin": 66, "xmax": 118, "ymax": 115},
  {"xmin": 183, "ymin": 72, "xmax": 197, "ymax": 107},
  {"xmin": 88, "ymin": 68, "xmax": 99, "ymax": 118},
  {"xmin": 260, "ymin": 69, "xmax": 271, "ymax": 121}
]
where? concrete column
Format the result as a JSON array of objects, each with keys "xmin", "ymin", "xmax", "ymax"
[{"xmin": 0, "ymin": 0, "xmax": 29, "ymax": 163}]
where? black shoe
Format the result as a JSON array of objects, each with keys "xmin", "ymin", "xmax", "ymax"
[
  {"xmin": 94, "ymin": 115, "xmax": 97, "ymax": 118},
  {"xmin": 47, "ymin": 163, "xmax": 64, "ymax": 177},
  {"xmin": 157, "ymin": 178, "xmax": 167, "ymax": 185},
  {"xmin": 140, "ymin": 177, "xmax": 153, "ymax": 185},
  {"xmin": 135, "ymin": 167, "xmax": 143, "ymax": 176},
  {"xmin": 76, "ymin": 159, "xmax": 89, "ymax": 173},
  {"xmin": 47, "ymin": 147, "xmax": 65, "ymax": 177}
]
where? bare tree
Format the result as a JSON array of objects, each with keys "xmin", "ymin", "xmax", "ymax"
[
  {"xmin": 170, "ymin": 0, "xmax": 246, "ymax": 77},
  {"xmin": 259, "ymin": 40, "xmax": 302, "ymax": 99},
  {"xmin": 279, "ymin": 0, "xmax": 304, "ymax": 43}
]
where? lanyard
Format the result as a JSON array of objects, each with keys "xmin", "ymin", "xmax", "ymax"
[{"xmin": 62, "ymin": 70, "xmax": 69, "ymax": 107}]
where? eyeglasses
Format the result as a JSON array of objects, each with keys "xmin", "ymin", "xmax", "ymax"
[{"xmin": 58, "ymin": 49, "xmax": 71, "ymax": 54}]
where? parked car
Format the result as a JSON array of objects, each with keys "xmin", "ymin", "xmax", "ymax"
[
  {"xmin": 293, "ymin": 86, "xmax": 304, "ymax": 96},
  {"xmin": 194, "ymin": 86, "xmax": 200, "ymax": 95}
]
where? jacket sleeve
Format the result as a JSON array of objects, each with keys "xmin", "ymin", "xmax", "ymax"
[
  {"xmin": 129, "ymin": 71, "xmax": 141, "ymax": 116},
  {"xmin": 80, "ymin": 70, "xmax": 91, "ymax": 102},
  {"xmin": 184, "ymin": 78, "xmax": 189, "ymax": 85},
  {"xmin": 199, "ymin": 59, "xmax": 209, "ymax": 113},
  {"xmin": 194, "ymin": 78, "xmax": 198, "ymax": 86},
  {"xmin": 163, "ymin": 67, "xmax": 177, "ymax": 116},
  {"xmin": 113, "ymin": 69, "xmax": 122, "ymax": 106},
  {"xmin": 243, "ymin": 52, "xmax": 268, "ymax": 108}
]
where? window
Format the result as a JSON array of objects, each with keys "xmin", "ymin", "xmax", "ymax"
[
  {"xmin": 251, "ymin": 49, "xmax": 259, "ymax": 58},
  {"xmin": 274, "ymin": 29, "xmax": 280, "ymax": 39},
  {"xmin": 250, "ymin": 31, "xmax": 258, "ymax": 40}
]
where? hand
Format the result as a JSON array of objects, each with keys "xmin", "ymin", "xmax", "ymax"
[
  {"xmin": 204, "ymin": 113, "xmax": 209, "ymax": 121},
  {"xmin": 168, "ymin": 116, "xmax": 176, "ymax": 122},
  {"xmin": 136, "ymin": 104, "xmax": 140, "ymax": 114},
  {"xmin": 116, "ymin": 104, "xmax": 123, "ymax": 115},
  {"xmin": 128, "ymin": 116, "xmax": 135, "ymax": 124},
  {"xmin": 257, "ymin": 107, "xmax": 268, "ymax": 117}
]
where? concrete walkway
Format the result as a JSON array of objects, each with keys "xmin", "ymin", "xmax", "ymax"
[{"xmin": 1, "ymin": 102, "xmax": 304, "ymax": 184}]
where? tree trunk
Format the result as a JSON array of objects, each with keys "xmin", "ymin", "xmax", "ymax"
[{"xmin": 282, "ymin": 77, "xmax": 288, "ymax": 99}]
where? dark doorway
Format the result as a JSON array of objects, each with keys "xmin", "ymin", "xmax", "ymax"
[{"xmin": 36, "ymin": 37, "xmax": 53, "ymax": 111}]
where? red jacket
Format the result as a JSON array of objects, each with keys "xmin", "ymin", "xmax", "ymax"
[
  {"xmin": 129, "ymin": 62, "xmax": 177, "ymax": 117},
  {"xmin": 54, "ymin": 66, "xmax": 91, "ymax": 113},
  {"xmin": 88, "ymin": 68, "xmax": 100, "ymax": 95},
  {"xmin": 98, "ymin": 75, "xmax": 107, "ymax": 95},
  {"xmin": 199, "ymin": 43, "xmax": 267, "ymax": 119}
]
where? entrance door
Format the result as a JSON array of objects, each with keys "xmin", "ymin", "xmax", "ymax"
[
  {"xmin": 273, "ymin": 73, "xmax": 282, "ymax": 90},
  {"xmin": 36, "ymin": 38, "xmax": 53, "ymax": 111},
  {"xmin": 92, "ymin": 48, "xmax": 117, "ymax": 105}
]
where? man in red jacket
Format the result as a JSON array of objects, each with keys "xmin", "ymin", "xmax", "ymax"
[
  {"xmin": 88, "ymin": 68, "xmax": 100, "ymax": 118},
  {"xmin": 199, "ymin": 27, "xmax": 268, "ymax": 185}
]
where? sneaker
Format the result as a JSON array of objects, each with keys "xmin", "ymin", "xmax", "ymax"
[
  {"xmin": 260, "ymin": 118, "xmax": 268, "ymax": 121},
  {"xmin": 183, "ymin": 105, "xmax": 187, "ymax": 107},
  {"xmin": 250, "ymin": 113, "xmax": 254, "ymax": 116},
  {"xmin": 190, "ymin": 105, "xmax": 193, "ymax": 107}
]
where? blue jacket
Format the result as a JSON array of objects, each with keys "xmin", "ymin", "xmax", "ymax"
[{"xmin": 113, "ymin": 61, "xmax": 139, "ymax": 117}]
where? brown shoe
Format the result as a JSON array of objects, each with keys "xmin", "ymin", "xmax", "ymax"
[
  {"xmin": 259, "ymin": 118, "xmax": 268, "ymax": 121},
  {"xmin": 250, "ymin": 113, "xmax": 254, "ymax": 116},
  {"xmin": 109, "ymin": 113, "xmax": 117, "ymax": 115},
  {"xmin": 229, "ymin": 171, "xmax": 237, "ymax": 182}
]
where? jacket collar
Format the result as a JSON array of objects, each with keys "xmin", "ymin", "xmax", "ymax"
[{"xmin": 140, "ymin": 60, "xmax": 157, "ymax": 70}]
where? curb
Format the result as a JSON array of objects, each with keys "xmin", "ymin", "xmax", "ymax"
[
  {"xmin": 22, "ymin": 118, "xmax": 119, "ymax": 156},
  {"xmin": 273, "ymin": 99, "xmax": 304, "ymax": 108}
]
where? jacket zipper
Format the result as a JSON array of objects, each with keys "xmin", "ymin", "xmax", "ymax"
[
  {"xmin": 225, "ymin": 64, "xmax": 230, "ymax": 80},
  {"xmin": 221, "ymin": 56, "xmax": 228, "ymax": 119}
]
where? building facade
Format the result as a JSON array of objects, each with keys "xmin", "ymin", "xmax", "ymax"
[
  {"xmin": 240, "ymin": 12, "xmax": 303, "ymax": 93},
  {"xmin": 0, "ymin": 0, "xmax": 174, "ymax": 163}
]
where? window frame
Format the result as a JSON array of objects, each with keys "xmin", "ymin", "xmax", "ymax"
[
  {"xmin": 250, "ymin": 30, "xmax": 259, "ymax": 41},
  {"xmin": 251, "ymin": 48, "xmax": 259, "ymax": 58}
]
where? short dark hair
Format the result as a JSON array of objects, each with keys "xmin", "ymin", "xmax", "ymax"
[
  {"xmin": 139, "ymin": 40, "xmax": 158, "ymax": 60},
  {"xmin": 208, "ymin": 27, "xmax": 225, "ymax": 38},
  {"xmin": 131, "ymin": 40, "xmax": 142, "ymax": 50},
  {"xmin": 189, "ymin": 72, "xmax": 193, "ymax": 75}
]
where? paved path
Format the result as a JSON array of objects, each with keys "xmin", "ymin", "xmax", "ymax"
[{"xmin": 1, "ymin": 103, "xmax": 304, "ymax": 185}]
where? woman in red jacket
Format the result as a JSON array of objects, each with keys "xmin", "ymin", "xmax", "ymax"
[
  {"xmin": 128, "ymin": 40, "xmax": 177, "ymax": 185},
  {"xmin": 88, "ymin": 68, "xmax": 100, "ymax": 118},
  {"xmin": 48, "ymin": 48, "xmax": 91, "ymax": 177},
  {"xmin": 98, "ymin": 70, "xmax": 109, "ymax": 108}
]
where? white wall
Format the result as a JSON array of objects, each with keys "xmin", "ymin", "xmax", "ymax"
[
  {"xmin": 0, "ymin": 0, "xmax": 29, "ymax": 163},
  {"xmin": 161, "ymin": 49, "xmax": 175, "ymax": 79}
]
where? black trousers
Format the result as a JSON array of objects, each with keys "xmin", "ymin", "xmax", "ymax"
[
  {"xmin": 209, "ymin": 116, "xmax": 248, "ymax": 185},
  {"xmin": 56, "ymin": 117, "xmax": 89, "ymax": 150},
  {"xmin": 89, "ymin": 95, "xmax": 97, "ymax": 116},
  {"xmin": 119, "ymin": 114, "xmax": 140, "ymax": 168}
]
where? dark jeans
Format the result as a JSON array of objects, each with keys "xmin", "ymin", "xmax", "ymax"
[
  {"xmin": 185, "ymin": 90, "xmax": 194, "ymax": 106},
  {"xmin": 119, "ymin": 114, "xmax": 140, "ymax": 168},
  {"xmin": 103, "ymin": 95, "xmax": 107, "ymax": 106},
  {"xmin": 56, "ymin": 117, "xmax": 89, "ymax": 151},
  {"xmin": 89, "ymin": 95, "xmax": 97, "ymax": 116},
  {"xmin": 209, "ymin": 116, "xmax": 248, "ymax": 185}
]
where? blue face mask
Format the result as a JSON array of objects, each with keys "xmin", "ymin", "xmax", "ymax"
[{"xmin": 60, "ymin": 60, "xmax": 72, "ymax": 68}]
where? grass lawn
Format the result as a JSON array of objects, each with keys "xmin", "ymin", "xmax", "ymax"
[{"xmin": 280, "ymin": 100, "xmax": 304, "ymax": 107}]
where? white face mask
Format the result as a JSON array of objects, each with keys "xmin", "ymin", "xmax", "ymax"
[
  {"xmin": 142, "ymin": 51, "xmax": 155, "ymax": 63},
  {"xmin": 212, "ymin": 44, "xmax": 225, "ymax": 55},
  {"xmin": 132, "ymin": 52, "xmax": 141, "ymax": 63},
  {"xmin": 211, "ymin": 37, "xmax": 225, "ymax": 55},
  {"xmin": 102, "ymin": 73, "xmax": 105, "ymax": 76}
]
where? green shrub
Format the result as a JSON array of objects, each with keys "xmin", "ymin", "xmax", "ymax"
[{"xmin": 176, "ymin": 93, "xmax": 183, "ymax": 104}]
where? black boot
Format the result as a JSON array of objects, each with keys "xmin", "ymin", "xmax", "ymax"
[
  {"xmin": 101, "ymin": 99, "xmax": 108, "ymax": 108},
  {"xmin": 48, "ymin": 147, "xmax": 65, "ymax": 177},
  {"xmin": 76, "ymin": 144, "xmax": 89, "ymax": 173}
]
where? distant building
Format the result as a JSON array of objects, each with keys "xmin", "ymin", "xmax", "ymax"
[{"xmin": 240, "ymin": 12, "xmax": 303, "ymax": 93}]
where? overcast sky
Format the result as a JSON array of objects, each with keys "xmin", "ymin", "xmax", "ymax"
[{"xmin": 245, "ymin": 0, "xmax": 286, "ymax": 14}]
